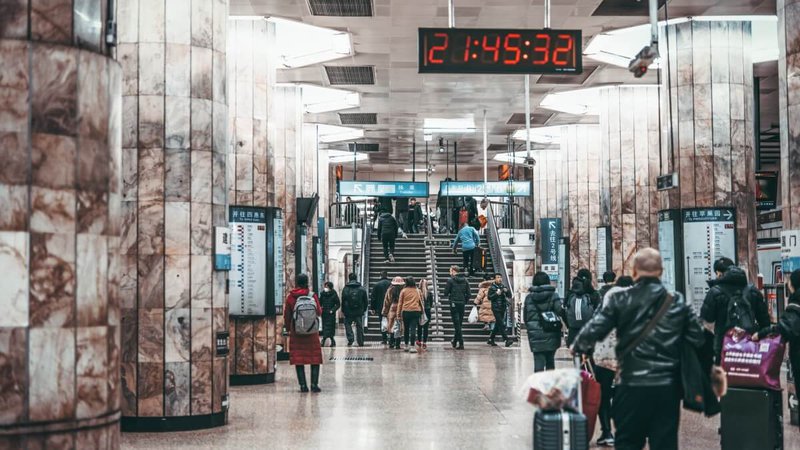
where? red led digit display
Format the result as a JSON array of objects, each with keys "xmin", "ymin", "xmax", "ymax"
[{"xmin": 419, "ymin": 28, "xmax": 582, "ymax": 75}]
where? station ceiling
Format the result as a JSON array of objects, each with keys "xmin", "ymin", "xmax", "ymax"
[{"xmin": 231, "ymin": 0, "xmax": 779, "ymax": 172}]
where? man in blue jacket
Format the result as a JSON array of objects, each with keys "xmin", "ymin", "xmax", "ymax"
[{"xmin": 452, "ymin": 222, "xmax": 480, "ymax": 276}]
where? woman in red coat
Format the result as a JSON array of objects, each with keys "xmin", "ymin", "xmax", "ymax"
[{"xmin": 283, "ymin": 274, "xmax": 324, "ymax": 393}]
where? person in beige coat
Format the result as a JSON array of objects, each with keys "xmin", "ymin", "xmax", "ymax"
[
  {"xmin": 397, "ymin": 276, "xmax": 424, "ymax": 353},
  {"xmin": 382, "ymin": 277, "xmax": 405, "ymax": 349},
  {"xmin": 474, "ymin": 275, "xmax": 495, "ymax": 330}
]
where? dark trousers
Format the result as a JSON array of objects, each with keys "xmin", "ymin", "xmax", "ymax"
[
  {"xmin": 595, "ymin": 365, "xmax": 615, "ymax": 436},
  {"xmin": 381, "ymin": 234, "xmax": 396, "ymax": 259},
  {"xmin": 344, "ymin": 315, "xmax": 364, "ymax": 346},
  {"xmin": 489, "ymin": 307, "xmax": 508, "ymax": 341},
  {"xmin": 295, "ymin": 364, "xmax": 320, "ymax": 387},
  {"xmin": 613, "ymin": 384, "xmax": 680, "ymax": 450},
  {"xmin": 406, "ymin": 212, "xmax": 418, "ymax": 233},
  {"xmin": 462, "ymin": 248, "xmax": 475, "ymax": 274},
  {"xmin": 566, "ymin": 327, "xmax": 580, "ymax": 347},
  {"xmin": 402, "ymin": 311, "xmax": 421, "ymax": 345},
  {"xmin": 450, "ymin": 302, "xmax": 465, "ymax": 344},
  {"xmin": 417, "ymin": 309, "xmax": 431, "ymax": 342},
  {"xmin": 533, "ymin": 351, "xmax": 556, "ymax": 372}
]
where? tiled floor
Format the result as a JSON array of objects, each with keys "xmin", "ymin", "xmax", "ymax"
[{"xmin": 122, "ymin": 341, "xmax": 800, "ymax": 449}]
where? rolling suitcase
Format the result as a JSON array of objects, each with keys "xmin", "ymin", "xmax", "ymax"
[
  {"xmin": 533, "ymin": 357, "xmax": 589, "ymax": 450},
  {"xmin": 720, "ymin": 387, "xmax": 783, "ymax": 450}
]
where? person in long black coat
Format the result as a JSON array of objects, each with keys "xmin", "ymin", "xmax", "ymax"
[
  {"xmin": 319, "ymin": 281, "xmax": 340, "ymax": 347},
  {"xmin": 523, "ymin": 271, "xmax": 564, "ymax": 372}
]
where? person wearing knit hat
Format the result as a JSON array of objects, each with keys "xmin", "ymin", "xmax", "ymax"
[{"xmin": 381, "ymin": 276, "xmax": 406, "ymax": 349}]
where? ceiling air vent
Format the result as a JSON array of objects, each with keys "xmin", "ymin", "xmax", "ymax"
[
  {"xmin": 347, "ymin": 143, "xmax": 380, "ymax": 152},
  {"xmin": 487, "ymin": 144, "xmax": 509, "ymax": 151},
  {"xmin": 506, "ymin": 113, "xmax": 553, "ymax": 126},
  {"xmin": 308, "ymin": 0, "xmax": 373, "ymax": 16},
  {"xmin": 592, "ymin": 0, "xmax": 666, "ymax": 16},
  {"xmin": 339, "ymin": 113, "xmax": 378, "ymax": 125},
  {"xmin": 325, "ymin": 66, "xmax": 376, "ymax": 85},
  {"xmin": 537, "ymin": 66, "xmax": 598, "ymax": 85}
]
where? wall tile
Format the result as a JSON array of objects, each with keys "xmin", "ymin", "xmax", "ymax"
[
  {"xmin": 165, "ymin": 255, "xmax": 190, "ymax": 308},
  {"xmin": 31, "ymin": 133, "xmax": 76, "ymax": 189},
  {"xmin": 0, "ymin": 328, "xmax": 27, "ymax": 425},
  {"xmin": 76, "ymin": 326, "xmax": 108, "ymax": 419},
  {"xmin": 0, "ymin": 41, "xmax": 29, "ymax": 133},
  {"xmin": 28, "ymin": 327, "xmax": 74, "ymax": 421},
  {"xmin": 137, "ymin": 254, "xmax": 164, "ymax": 309},
  {"xmin": 0, "ymin": 185, "xmax": 29, "ymax": 231},
  {"xmin": 31, "ymin": 45, "xmax": 78, "ymax": 136},
  {"xmin": 76, "ymin": 234, "xmax": 108, "ymax": 326},
  {"xmin": 164, "ymin": 361, "xmax": 190, "ymax": 416},
  {"xmin": 164, "ymin": 201, "xmax": 191, "ymax": 255},
  {"xmin": 0, "ymin": 132, "xmax": 29, "ymax": 185},
  {"xmin": 29, "ymin": 232, "xmax": 75, "ymax": 327},
  {"xmin": 164, "ymin": 308, "xmax": 190, "ymax": 363}
]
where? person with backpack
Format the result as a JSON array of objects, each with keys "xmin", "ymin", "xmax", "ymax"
[
  {"xmin": 452, "ymin": 222, "xmax": 481, "ymax": 276},
  {"xmin": 417, "ymin": 278, "xmax": 434, "ymax": 350},
  {"xmin": 283, "ymin": 274, "xmax": 323, "ymax": 393},
  {"xmin": 487, "ymin": 273, "xmax": 513, "ymax": 347},
  {"xmin": 474, "ymin": 274, "xmax": 496, "ymax": 331},
  {"xmin": 564, "ymin": 274, "xmax": 601, "ymax": 346},
  {"xmin": 319, "ymin": 281, "xmax": 340, "ymax": 347},
  {"xmin": 753, "ymin": 269, "xmax": 800, "ymax": 394},
  {"xmin": 523, "ymin": 271, "xmax": 563, "ymax": 372},
  {"xmin": 371, "ymin": 271, "xmax": 392, "ymax": 344},
  {"xmin": 444, "ymin": 265, "xmax": 471, "ymax": 349},
  {"xmin": 397, "ymin": 276, "xmax": 424, "ymax": 353},
  {"xmin": 700, "ymin": 256, "xmax": 770, "ymax": 363},
  {"xmin": 341, "ymin": 273, "xmax": 369, "ymax": 347},
  {"xmin": 598, "ymin": 271, "xmax": 617, "ymax": 300},
  {"xmin": 382, "ymin": 277, "xmax": 405, "ymax": 349},
  {"xmin": 378, "ymin": 211, "xmax": 399, "ymax": 263}
]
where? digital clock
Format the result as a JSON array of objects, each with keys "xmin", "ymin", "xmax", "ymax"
[{"xmin": 419, "ymin": 28, "xmax": 582, "ymax": 75}]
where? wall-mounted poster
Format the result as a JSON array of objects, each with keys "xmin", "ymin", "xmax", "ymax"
[
  {"xmin": 658, "ymin": 210, "xmax": 682, "ymax": 294},
  {"xmin": 213, "ymin": 226, "xmax": 231, "ymax": 271},
  {"xmin": 682, "ymin": 208, "xmax": 737, "ymax": 315}
]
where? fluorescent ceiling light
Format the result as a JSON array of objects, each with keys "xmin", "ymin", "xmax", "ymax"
[
  {"xmin": 539, "ymin": 87, "xmax": 605, "ymax": 116},
  {"xmin": 229, "ymin": 15, "xmax": 266, "ymax": 21},
  {"xmin": 493, "ymin": 153, "xmax": 527, "ymax": 164},
  {"xmin": 327, "ymin": 150, "xmax": 369, "ymax": 163},
  {"xmin": 584, "ymin": 15, "xmax": 778, "ymax": 69},
  {"xmin": 404, "ymin": 168, "xmax": 435, "ymax": 173},
  {"xmin": 291, "ymin": 84, "xmax": 360, "ymax": 114},
  {"xmin": 267, "ymin": 17, "xmax": 353, "ymax": 68},
  {"xmin": 315, "ymin": 124, "xmax": 365, "ymax": 143},
  {"xmin": 511, "ymin": 126, "xmax": 562, "ymax": 144},
  {"xmin": 423, "ymin": 118, "xmax": 476, "ymax": 134}
]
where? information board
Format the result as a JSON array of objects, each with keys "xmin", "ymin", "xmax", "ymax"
[
  {"xmin": 338, "ymin": 181, "xmax": 429, "ymax": 198},
  {"xmin": 213, "ymin": 226, "xmax": 231, "ymax": 271},
  {"xmin": 273, "ymin": 214, "xmax": 285, "ymax": 312},
  {"xmin": 440, "ymin": 180, "xmax": 532, "ymax": 197},
  {"xmin": 229, "ymin": 206, "xmax": 268, "ymax": 316},
  {"xmin": 658, "ymin": 210, "xmax": 681, "ymax": 294},
  {"xmin": 540, "ymin": 218, "xmax": 561, "ymax": 281},
  {"xmin": 681, "ymin": 208, "xmax": 737, "ymax": 315}
]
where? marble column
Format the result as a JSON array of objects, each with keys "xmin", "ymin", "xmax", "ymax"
[
  {"xmin": 779, "ymin": 0, "xmax": 800, "ymax": 230},
  {"xmin": 226, "ymin": 18, "xmax": 276, "ymax": 385},
  {"xmin": 661, "ymin": 19, "xmax": 758, "ymax": 275},
  {"xmin": 599, "ymin": 86, "xmax": 661, "ymax": 275},
  {"xmin": 117, "ymin": 0, "xmax": 230, "ymax": 429},
  {"xmin": 532, "ymin": 146, "xmax": 564, "ymax": 265},
  {"xmin": 560, "ymin": 125, "xmax": 602, "ymax": 280},
  {"xmin": 0, "ymin": 1, "xmax": 122, "ymax": 447}
]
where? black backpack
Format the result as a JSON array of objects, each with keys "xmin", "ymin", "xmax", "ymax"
[
  {"xmin": 565, "ymin": 293, "xmax": 595, "ymax": 329},
  {"xmin": 343, "ymin": 287, "xmax": 363, "ymax": 316},
  {"xmin": 534, "ymin": 297, "xmax": 562, "ymax": 333},
  {"xmin": 725, "ymin": 286, "xmax": 756, "ymax": 331}
]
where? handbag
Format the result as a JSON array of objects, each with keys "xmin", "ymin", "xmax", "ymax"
[
  {"xmin": 533, "ymin": 298, "xmax": 562, "ymax": 333},
  {"xmin": 419, "ymin": 309, "xmax": 429, "ymax": 326},
  {"xmin": 580, "ymin": 361, "xmax": 602, "ymax": 438},
  {"xmin": 468, "ymin": 306, "xmax": 479, "ymax": 324},
  {"xmin": 721, "ymin": 328, "xmax": 785, "ymax": 391},
  {"xmin": 381, "ymin": 317, "xmax": 388, "ymax": 332}
]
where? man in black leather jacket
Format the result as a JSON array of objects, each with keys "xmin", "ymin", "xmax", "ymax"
[{"xmin": 573, "ymin": 248, "xmax": 705, "ymax": 450}]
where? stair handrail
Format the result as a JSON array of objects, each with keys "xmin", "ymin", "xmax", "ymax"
[
  {"xmin": 359, "ymin": 218, "xmax": 371, "ymax": 287},
  {"xmin": 486, "ymin": 202, "xmax": 516, "ymax": 337},
  {"xmin": 424, "ymin": 202, "xmax": 441, "ymax": 335}
]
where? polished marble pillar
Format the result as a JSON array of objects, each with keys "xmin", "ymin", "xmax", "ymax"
[
  {"xmin": 226, "ymin": 18, "xmax": 276, "ymax": 385},
  {"xmin": 0, "ymin": 2, "xmax": 121, "ymax": 447},
  {"xmin": 661, "ymin": 19, "xmax": 758, "ymax": 275},
  {"xmin": 599, "ymin": 86, "xmax": 661, "ymax": 275},
  {"xmin": 532, "ymin": 146, "xmax": 564, "ymax": 264},
  {"xmin": 117, "ymin": 0, "xmax": 230, "ymax": 430},
  {"xmin": 779, "ymin": 0, "xmax": 800, "ymax": 231}
]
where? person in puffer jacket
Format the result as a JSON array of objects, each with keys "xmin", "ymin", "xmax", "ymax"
[
  {"xmin": 474, "ymin": 275, "xmax": 496, "ymax": 330},
  {"xmin": 523, "ymin": 272, "xmax": 563, "ymax": 372}
]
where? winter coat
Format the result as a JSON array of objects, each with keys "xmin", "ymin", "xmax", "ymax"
[
  {"xmin": 371, "ymin": 278, "xmax": 391, "ymax": 312},
  {"xmin": 341, "ymin": 280, "xmax": 369, "ymax": 318},
  {"xmin": 573, "ymin": 277, "xmax": 705, "ymax": 387},
  {"xmin": 474, "ymin": 280, "xmax": 496, "ymax": 323},
  {"xmin": 523, "ymin": 285, "xmax": 563, "ymax": 353},
  {"xmin": 378, "ymin": 212, "xmax": 399, "ymax": 238},
  {"xmin": 283, "ymin": 288, "xmax": 323, "ymax": 366},
  {"xmin": 487, "ymin": 282, "xmax": 511, "ymax": 311},
  {"xmin": 382, "ymin": 287, "xmax": 402, "ymax": 335},
  {"xmin": 319, "ymin": 290, "xmax": 340, "ymax": 339},
  {"xmin": 397, "ymin": 287, "xmax": 423, "ymax": 316},
  {"xmin": 444, "ymin": 274, "xmax": 471, "ymax": 304},
  {"xmin": 700, "ymin": 266, "xmax": 771, "ymax": 361},
  {"xmin": 453, "ymin": 225, "xmax": 480, "ymax": 251}
]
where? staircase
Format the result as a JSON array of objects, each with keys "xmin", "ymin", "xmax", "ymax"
[{"xmin": 431, "ymin": 235, "xmax": 498, "ymax": 343}]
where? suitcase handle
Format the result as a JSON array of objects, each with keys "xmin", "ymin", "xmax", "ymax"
[{"xmin": 573, "ymin": 356, "xmax": 583, "ymax": 414}]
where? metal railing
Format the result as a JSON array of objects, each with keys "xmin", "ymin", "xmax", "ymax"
[
  {"xmin": 488, "ymin": 200, "xmax": 532, "ymax": 230},
  {"xmin": 358, "ymin": 219, "xmax": 370, "ymax": 285},
  {"xmin": 486, "ymin": 203, "xmax": 517, "ymax": 337},
  {"xmin": 424, "ymin": 202, "xmax": 441, "ymax": 337},
  {"xmin": 328, "ymin": 200, "xmax": 371, "ymax": 229}
]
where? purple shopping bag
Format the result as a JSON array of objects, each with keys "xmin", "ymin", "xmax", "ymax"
[{"xmin": 721, "ymin": 328, "xmax": 785, "ymax": 391}]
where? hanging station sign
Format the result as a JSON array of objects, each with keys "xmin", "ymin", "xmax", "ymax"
[
  {"xmin": 440, "ymin": 181, "xmax": 532, "ymax": 197},
  {"xmin": 419, "ymin": 28, "xmax": 583, "ymax": 74},
  {"xmin": 338, "ymin": 181, "xmax": 429, "ymax": 198},
  {"xmin": 540, "ymin": 218, "xmax": 562, "ymax": 281}
]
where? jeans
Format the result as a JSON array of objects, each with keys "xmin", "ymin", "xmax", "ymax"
[
  {"xmin": 417, "ymin": 309, "xmax": 431, "ymax": 342},
  {"xmin": 402, "ymin": 311, "xmax": 421, "ymax": 346},
  {"xmin": 450, "ymin": 302, "xmax": 465, "ymax": 344},
  {"xmin": 613, "ymin": 384, "xmax": 680, "ymax": 450},
  {"xmin": 381, "ymin": 233, "xmax": 396, "ymax": 259},
  {"xmin": 533, "ymin": 351, "xmax": 556, "ymax": 372},
  {"xmin": 344, "ymin": 315, "xmax": 364, "ymax": 346},
  {"xmin": 462, "ymin": 248, "xmax": 475, "ymax": 274},
  {"xmin": 489, "ymin": 307, "xmax": 508, "ymax": 341},
  {"xmin": 595, "ymin": 365, "xmax": 615, "ymax": 436}
]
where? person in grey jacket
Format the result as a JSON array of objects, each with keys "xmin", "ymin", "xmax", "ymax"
[
  {"xmin": 572, "ymin": 248, "xmax": 705, "ymax": 450},
  {"xmin": 523, "ymin": 272, "xmax": 563, "ymax": 371}
]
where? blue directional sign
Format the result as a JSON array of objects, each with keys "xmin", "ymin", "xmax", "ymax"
[
  {"xmin": 440, "ymin": 181, "xmax": 532, "ymax": 197},
  {"xmin": 540, "ymin": 218, "xmax": 562, "ymax": 265},
  {"xmin": 338, "ymin": 181, "xmax": 429, "ymax": 198}
]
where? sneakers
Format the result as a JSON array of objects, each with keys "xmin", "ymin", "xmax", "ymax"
[
  {"xmin": 504, "ymin": 339, "xmax": 513, "ymax": 347},
  {"xmin": 487, "ymin": 339, "xmax": 498, "ymax": 347},
  {"xmin": 597, "ymin": 433, "xmax": 615, "ymax": 447},
  {"xmin": 299, "ymin": 385, "xmax": 309, "ymax": 393},
  {"xmin": 404, "ymin": 344, "xmax": 410, "ymax": 352},
  {"xmin": 409, "ymin": 347, "xmax": 418, "ymax": 354},
  {"xmin": 388, "ymin": 254, "xmax": 395, "ymax": 263}
]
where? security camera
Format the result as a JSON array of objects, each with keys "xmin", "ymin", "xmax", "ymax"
[
  {"xmin": 522, "ymin": 156, "xmax": 536, "ymax": 168},
  {"xmin": 628, "ymin": 44, "xmax": 658, "ymax": 78}
]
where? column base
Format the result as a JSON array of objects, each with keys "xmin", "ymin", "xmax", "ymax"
[
  {"xmin": 230, "ymin": 372, "xmax": 275, "ymax": 386},
  {"xmin": 121, "ymin": 411, "xmax": 227, "ymax": 433}
]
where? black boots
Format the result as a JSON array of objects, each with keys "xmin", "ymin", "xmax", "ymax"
[
  {"xmin": 487, "ymin": 339, "xmax": 498, "ymax": 347},
  {"xmin": 310, "ymin": 365, "xmax": 321, "ymax": 393},
  {"xmin": 296, "ymin": 365, "xmax": 309, "ymax": 393}
]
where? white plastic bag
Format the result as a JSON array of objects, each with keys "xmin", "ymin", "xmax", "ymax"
[
  {"xmin": 521, "ymin": 368, "xmax": 582, "ymax": 412},
  {"xmin": 468, "ymin": 306, "xmax": 479, "ymax": 324},
  {"xmin": 381, "ymin": 317, "xmax": 388, "ymax": 332}
]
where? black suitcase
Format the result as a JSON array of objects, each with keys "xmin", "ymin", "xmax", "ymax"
[
  {"xmin": 720, "ymin": 387, "xmax": 783, "ymax": 450},
  {"xmin": 533, "ymin": 410, "xmax": 589, "ymax": 450}
]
